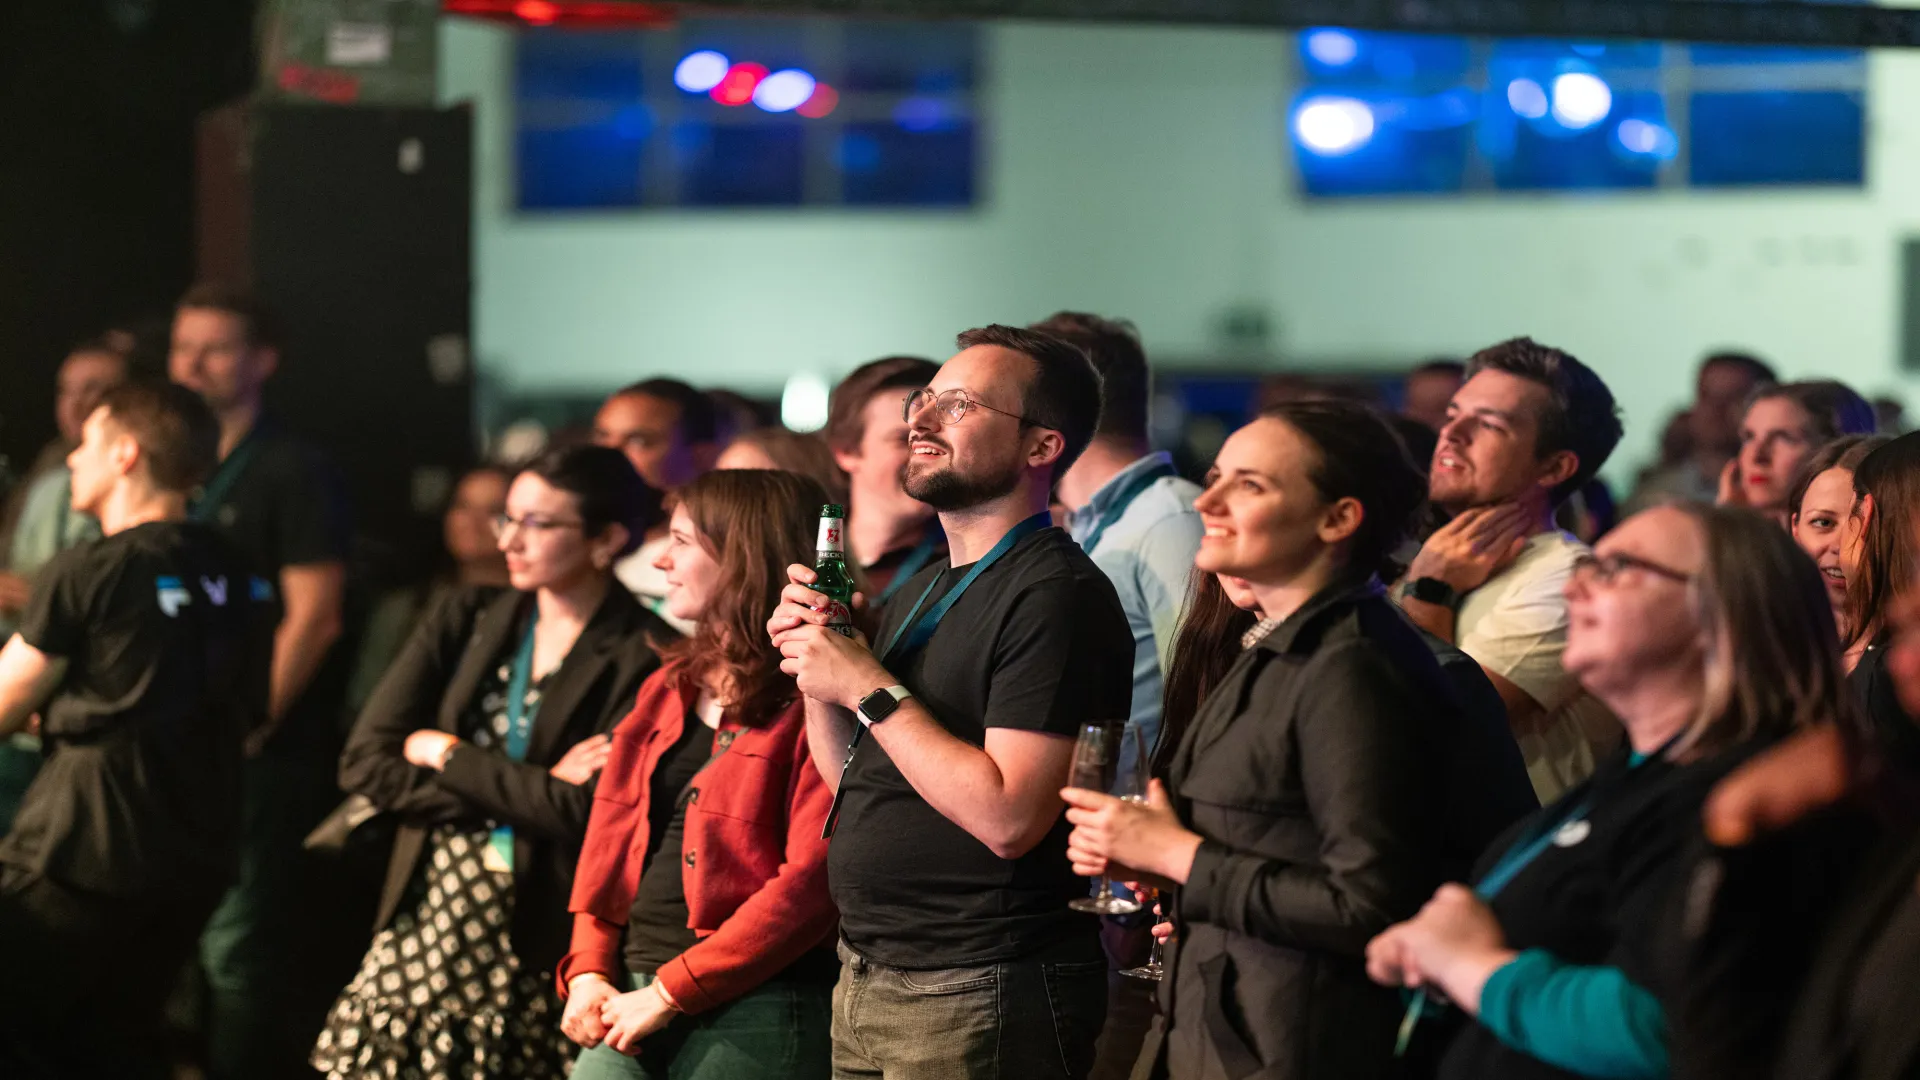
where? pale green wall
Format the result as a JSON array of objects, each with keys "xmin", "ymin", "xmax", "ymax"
[{"xmin": 440, "ymin": 16, "xmax": 1920, "ymax": 482}]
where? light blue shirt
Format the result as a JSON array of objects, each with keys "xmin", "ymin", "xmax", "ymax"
[{"xmin": 1065, "ymin": 452, "xmax": 1204, "ymax": 796}]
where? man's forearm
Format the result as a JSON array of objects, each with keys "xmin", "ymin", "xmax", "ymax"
[
  {"xmin": 268, "ymin": 610, "xmax": 342, "ymax": 723},
  {"xmin": 869, "ymin": 704, "xmax": 1064, "ymax": 860},
  {"xmin": 803, "ymin": 697, "xmax": 859, "ymax": 794}
]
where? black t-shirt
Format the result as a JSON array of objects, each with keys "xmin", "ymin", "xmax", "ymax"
[
  {"xmin": 194, "ymin": 418, "xmax": 352, "ymax": 748},
  {"xmin": 623, "ymin": 714, "xmax": 715, "ymax": 975},
  {"xmin": 829, "ymin": 526, "xmax": 1132, "ymax": 969},
  {"xmin": 0, "ymin": 521, "xmax": 274, "ymax": 894},
  {"xmin": 1437, "ymin": 745, "xmax": 1754, "ymax": 1080}
]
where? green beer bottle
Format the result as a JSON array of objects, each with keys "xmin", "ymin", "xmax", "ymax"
[{"xmin": 814, "ymin": 504, "xmax": 857, "ymax": 637}]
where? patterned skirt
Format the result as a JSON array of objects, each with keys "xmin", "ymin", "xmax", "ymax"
[{"xmin": 312, "ymin": 827, "xmax": 576, "ymax": 1079}]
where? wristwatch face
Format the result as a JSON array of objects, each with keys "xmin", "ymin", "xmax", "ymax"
[
  {"xmin": 1410, "ymin": 577, "xmax": 1457, "ymax": 606},
  {"xmin": 859, "ymin": 689, "xmax": 901, "ymax": 724}
]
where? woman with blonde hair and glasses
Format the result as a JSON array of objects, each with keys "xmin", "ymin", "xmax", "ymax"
[
  {"xmin": 560, "ymin": 468, "xmax": 839, "ymax": 1079},
  {"xmin": 1366, "ymin": 503, "xmax": 1843, "ymax": 1080}
]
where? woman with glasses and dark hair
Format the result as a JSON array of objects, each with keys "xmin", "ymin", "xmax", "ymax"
[
  {"xmin": 559, "ymin": 469, "xmax": 839, "ymax": 1079},
  {"xmin": 1060, "ymin": 400, "xmax": 1488, "ymax": 1080},
  {"xmin": 1367, "ymin": 503, "xmax": 1841, "ymax": 1080},
  {"xmin": 317, "ymin": 445, "xmax": 674, "ymax": 1080}
]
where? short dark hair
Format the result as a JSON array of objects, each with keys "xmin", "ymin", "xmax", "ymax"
[
  {"xmin": 520, "ymin": 444, "xmax": 662, "ymax": 558},
  {"xmin": 1410, "ymin": 358, "xmax": 1466, "ymax": 380},
  {"xmin": 1263, "ymin": 400, "xmax": 1428, "ymax": 580},
  {"xmin": 97, "ymin": 379, "xmax": 221, "ymax": 494},
  {"xmin": 954, "ymin": 324, "xmax": 1103, "ymax": 480},
  {"xmin": 176, "ymin": 283, "xmax": 284, "ymax": 351},
  {"xmin": 1750, "ymin": 380, "xmax": 1877, "ymax": 444},
  {"xmin": 1702, "ymin": 351, "xmax": 1778, "ymax": 387},
  {"xmin": 825, "ymin": 356, "xmax": 940, "ymax": 453},
  {"xmin": 1028, "ymin": 312, "xmax": 1150, "ymax": 442},
  {"xmin": 613, "ymin": 378, "xmax": 719, "ymax": 446},
  {"xmin": 1465, "ymin": 337, "xmax": 1624, "ymax": 505}
]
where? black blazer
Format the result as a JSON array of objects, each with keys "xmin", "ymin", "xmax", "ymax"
[
  {"xmin": 1139, "ymin": 576, "xmax": 1461, "ymax": 1080},
  {"xmin": 338, "ymin": 583, "xmax": 673, "ymax": 976}
]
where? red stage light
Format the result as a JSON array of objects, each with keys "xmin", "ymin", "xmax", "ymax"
[
  {"xmin": 514, "ymin": 0, "xmax": 559, "ymax": 23},
  {"xmin": 711, "ymin": 63, "xmax": 769, "ymax": 107},
  {"xmin": 796, "ymin": 83, "xmax": 839, "ymax": 119}
]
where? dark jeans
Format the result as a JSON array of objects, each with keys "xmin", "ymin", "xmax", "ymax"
[
  {"xmin": 196, "ymin": 748, "xmax": 337, "ymax": 1080},
  {"xmin": 571, "ymin": 971, "xmax": 832, "ymax": 1080},
  {"xmin": 0, "ymin": 865, "xmax": 223, "ymax": 1080},
  {"xmin": 830, "ymin": 940, "xmax": 1108, "ymax": 1080}
]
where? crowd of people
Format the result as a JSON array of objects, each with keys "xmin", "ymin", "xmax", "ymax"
[{"xmin": 0, "ymin": 284, "xmax": 1915, "ymax": 1080}]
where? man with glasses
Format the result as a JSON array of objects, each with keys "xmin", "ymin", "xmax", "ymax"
[
  {"xmin": 1394, "ymin": 337, "xmax": 1626, "ymax": 803},
  {"xmin": 592, "ymin": 378, "xmax": 718, "ymax": 633},
  {"xmin": 770, "ymin": 325, "xmax": 1132, "ymax": 1080}
]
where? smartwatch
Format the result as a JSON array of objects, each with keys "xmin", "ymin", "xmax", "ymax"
[
  {"xmin": 1405, "ymin": 577, "xmax": 1461, "ymax": 609},
  {"xmin": 856, "ymin": 685, "xmax": 912, "ymax": 728}
]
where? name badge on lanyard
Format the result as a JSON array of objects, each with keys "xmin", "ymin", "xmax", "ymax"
[
  {"xmin": 820, "ymin": 512, "xmax": 1051, "ymax": 840},
  {"xmin": 482, "ymin": 614, "xmax": 542, "ymax": 874}
]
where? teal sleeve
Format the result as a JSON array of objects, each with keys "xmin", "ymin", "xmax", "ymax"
[{"xmin": 1477, "ymin": 949, "xmax": 1670, "ymax": 1079}]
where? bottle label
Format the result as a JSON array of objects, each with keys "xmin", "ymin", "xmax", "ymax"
[
  {"xmin": 823, "ymin": 599, "xmax": 855, "ymax": 637},
  {"xmin": 818, "ymin": 518, "xmax": 846, "ymax": 553}
]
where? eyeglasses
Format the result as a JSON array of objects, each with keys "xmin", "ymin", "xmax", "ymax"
[
  {"xmin": 1570, "ymin": 552, "xmax": 1696, "ymax": 587},
  {"xmin": 902, "ymin": 387, "xmax": 1040, "ymax": 428},
  {"xmin": 491, "ymin": 513, "xmax": 586, "ymax": 540}
]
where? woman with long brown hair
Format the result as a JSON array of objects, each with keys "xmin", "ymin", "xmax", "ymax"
[
  {"xmin": 559, "ymin": 469, "xmax": 838, "ymax": 1080},
  {"xmin": 1787, "ymin": 435, "xmax": 1890, "ymax": 652},
  {"xmin": 1841, "ymin": 434, "xmax": 1920, "ymax": 717}
]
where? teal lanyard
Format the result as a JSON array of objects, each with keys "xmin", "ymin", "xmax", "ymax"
[
  {"xmin": 821, "ymin": 512, "xmax": 1052, "ymax": 839},
  {"xmin": 190, "ymin": 433, "xmax": 262, "ymax": 523},
  {"xmin": 1077, "ymin": 461, "xmax": 1177, "ymax": 555},
  {"xmin": 1395, "ymin": 748, "xmax": 1660, "ymax": 1056},
  {"xmin": 487, "ymin": 613, "xmax": 541, "ymax": 870},
  {"xmin": 873, "ymin": 526, "xmax": 946, "ymax": 606}
]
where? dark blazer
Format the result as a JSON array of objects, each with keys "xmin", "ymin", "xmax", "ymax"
[
  {"xmin": 338, "ymin": 583, "xmax": 673, "ymax": 976},
  {"xmin": 1138, "ymin": 576, "xmax": 1460, "ymax": 1080}
]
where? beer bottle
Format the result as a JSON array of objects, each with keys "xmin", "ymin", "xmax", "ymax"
[{"xmin": 814, "ymin": 504, "xmax": 857, "ymax": 637}]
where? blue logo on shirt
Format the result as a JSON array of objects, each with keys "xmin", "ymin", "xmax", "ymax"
[
  {"xmin": 156, "ymin": 576, "xmax": 191, "ymax": 617},
  {"xmin": 250, "ymin": 576, "xmax": 275, "ymax": 603}
]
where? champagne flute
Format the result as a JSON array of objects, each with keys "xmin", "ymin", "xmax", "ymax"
[
  {"xmin": 1067, "ymin": 721, "xmax": 1143, "ymax": 915},
  {"xmin": 1121, "ymin": 894, "xmax": 1169, "ymax": 981}
]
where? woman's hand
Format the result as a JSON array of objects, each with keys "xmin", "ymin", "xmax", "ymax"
[
  {"xmin": 601, "ymin": 980, "xmax": 679, "ymax": 1054},
  {"xmin": 402, "ymin": 730, "xmax": 459, "ymax": 771},
  {"xmin": 550, "ymin": 734, "xmax": 612, "ymax": 785},
  {"xmin": 1061, "ymin": 779, "xmax": 1201, "ymax": 889},
  {"xmin": 1367, "ymin": 884, "xmax": 1516, "ymax": 1016},
  {"xmin": 1717, "ymin": 458, "xmax": 1745, "ymax": 507},
  {"xmin": 561, "ymin": 973, "xmax": 619, "ymax": 1049}
]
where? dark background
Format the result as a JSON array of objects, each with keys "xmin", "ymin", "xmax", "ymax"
[{"xmin": 0, "ymin": 1, "xmax": 254, "ymax": 475}]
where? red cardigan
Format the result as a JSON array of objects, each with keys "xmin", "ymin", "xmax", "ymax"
[{"xmin": 557, "ymin": 663, "xmax": 837, "ymax": 1013}]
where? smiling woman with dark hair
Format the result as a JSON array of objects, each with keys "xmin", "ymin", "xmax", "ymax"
[{"xmin": 1062, "ymin": 400, "xmax": 1483, "ymax": 1080}]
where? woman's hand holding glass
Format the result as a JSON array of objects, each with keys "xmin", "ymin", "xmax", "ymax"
[{"xmin": 1061, "ymin": 778, "xmax": 1203, "ymax": 893}]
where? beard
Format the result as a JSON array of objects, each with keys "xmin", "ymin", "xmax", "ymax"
[{"xmin": 901, "ymin": 454, "xmax": 1023, "ymax": 511}]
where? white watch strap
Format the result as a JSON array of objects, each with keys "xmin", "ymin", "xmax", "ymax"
[{"xmin": 857, "ymin": 685, "xmax": 911, "ymax": 727}]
